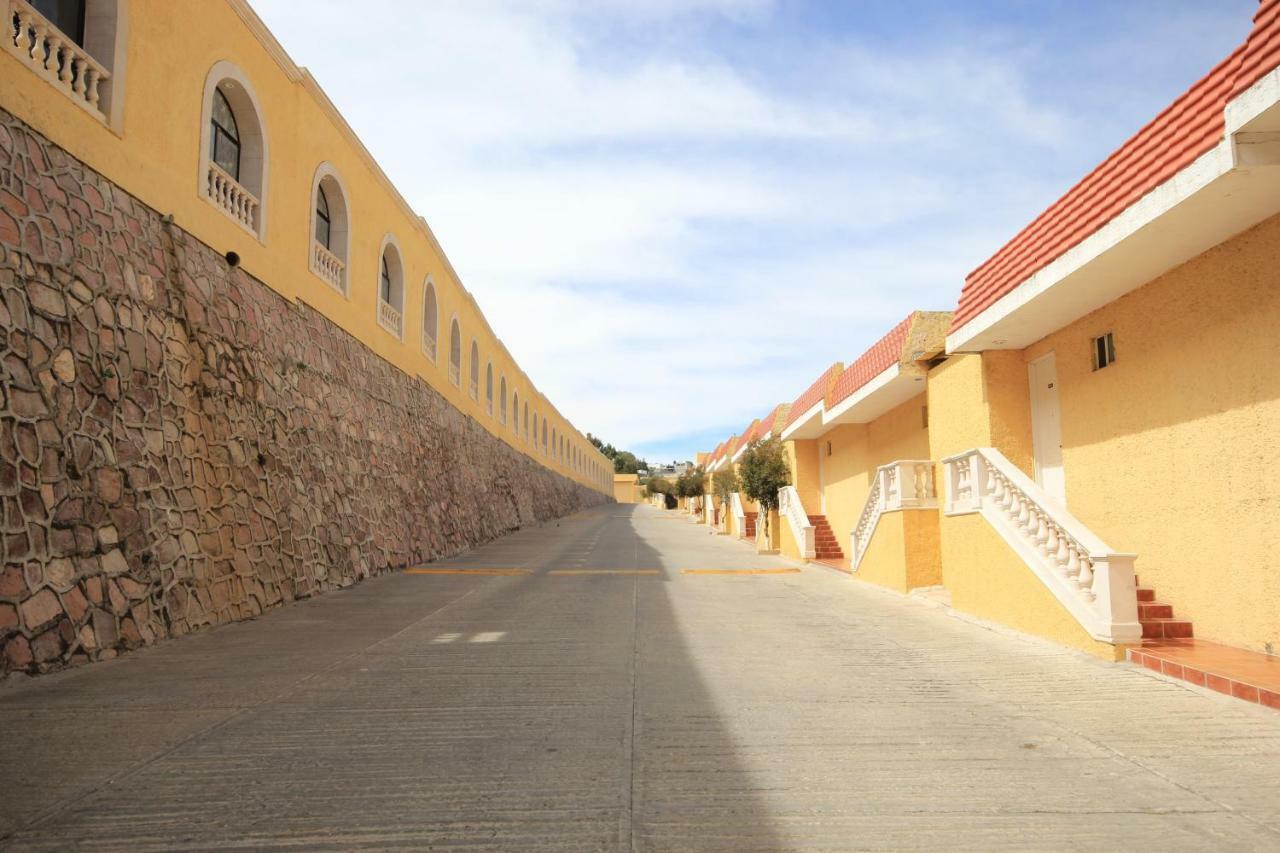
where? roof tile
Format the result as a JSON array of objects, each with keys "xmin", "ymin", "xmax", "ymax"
[
  {"xmin": 828, "ymin": 314, "xmax": 914, "ymax": 407},
  {"xmin": 952, "ymin": 0, "xmax": 1280, "ymax": 335}
]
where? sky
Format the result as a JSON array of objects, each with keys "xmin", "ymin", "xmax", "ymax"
[{"xmin": 253, "ymin": 0, "xmax": 1256, "ymax": 465}]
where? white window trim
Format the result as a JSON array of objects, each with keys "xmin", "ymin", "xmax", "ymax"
[
  {"xmin": 307, "ymin": 161, "xmax": 350, "ymax": 296},
  {"xmin": 375, "ymin": 232, "xmax": 405, "ymax": 340},
  {"xmin": 421, "ymin": 275, "xmax": 438, "ymax": 362}
]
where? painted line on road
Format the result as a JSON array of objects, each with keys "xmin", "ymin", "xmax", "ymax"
[
  {"xmin": 681, "ymin": 568, "xmax": 802, "ymax": 575},
  {"xmin": 404, "ymin": 568, "xmax": 533, "ymax": 576},
  {"xmin": 547, "ymin": 569, "xmax": 662, "ymax": 576}
]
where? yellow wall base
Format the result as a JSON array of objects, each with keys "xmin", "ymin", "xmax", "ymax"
[
  {"xmin": 940, "ymin": 513, "xmax": 1124, "ymax": 661},
  {"xmin": 855, "ymin": 510, "xmax": 943, "ymax": 594}
]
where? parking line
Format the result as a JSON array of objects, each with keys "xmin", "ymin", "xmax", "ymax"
[
  {"xmin": 680, "ymin": 568, "xmax": 802, "ymax": 575},
  {"xmin": 404, "ymin": 568, "xmax": 533, "ymax": 576},
  {"xmin": 547, "ymin": 569, "xmax": 662, "ymax": 576}
]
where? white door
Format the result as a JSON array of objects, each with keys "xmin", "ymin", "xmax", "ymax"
[
  {"xmin": 1028, "ymin": 353, "xmax": 1066, "ymax": 502},
  {"xmin": 818, "ymin": 443, "xmax": 827, "ymax": 514}
]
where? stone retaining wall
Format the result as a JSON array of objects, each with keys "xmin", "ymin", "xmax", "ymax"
[{"xmin": 0, "ymin": 109, "xmax": 608, "ymax": 677}]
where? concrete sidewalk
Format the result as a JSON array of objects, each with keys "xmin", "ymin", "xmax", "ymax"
[{"xmin": 2, "ymin": 504, "xmax": 1278, "ymax": 850}]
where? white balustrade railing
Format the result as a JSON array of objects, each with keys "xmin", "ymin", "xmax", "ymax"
[
  {"xmin": 731, "ymin": 492, "xmax": 746, "ymax": 538},
  {"xmin": 312, "ymin": 242, "xmax": 345, "ymax": 292},
  {"xmin": 7, "ymin": 0, "xmax": 110, "ymax": 119},
  {"xmin": 377, "ymin": 298, "xmax": 403, "ymax": 338},
  {"xmin": 206, "ymin": 162, "xmax": 259, "ymax": 231},
  {"xmin": 448, "ymin": 362, "xmax": 460, "ymax": 386},
  {"xmin": 778, "ymin": 485, "xmax": 815, "ymax": 559},
  {"xmin": 941, "ymin": 448, "xmax": 1141, "ymax": 644},
  {"xmin": 850, "ymin": 459, "xmax": 937, "ymax": 570}
]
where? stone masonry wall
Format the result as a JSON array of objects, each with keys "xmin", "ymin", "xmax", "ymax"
[{"xmin": 0, "ymin": 109, "xmax": 607, "ymax": 677}]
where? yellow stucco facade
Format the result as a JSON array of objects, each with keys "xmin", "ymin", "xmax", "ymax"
[{"xmin": 0, "ymin": 0, "xmax": 611, "ymax": 495}]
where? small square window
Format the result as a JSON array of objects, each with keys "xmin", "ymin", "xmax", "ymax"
[{"xmin": 1092, "ymin": 332, "xmax": 1116, "ymax": 371}]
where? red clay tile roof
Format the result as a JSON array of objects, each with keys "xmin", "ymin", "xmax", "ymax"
[
  {"xmin": 952, "ymin": 0, "xmax": 1280, "ymax": 334},
  {"xmin": 828, "ymin": 314, "xmax": 914, "ymax": 407},
  {"xmin": 784, "ymin": 362, "xmax": 843, "ymax": 428}
]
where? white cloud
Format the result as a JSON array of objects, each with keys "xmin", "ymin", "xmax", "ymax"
[{"xmin": 252, "ymin": 0, "xmax": 1252, "ymax": 460}]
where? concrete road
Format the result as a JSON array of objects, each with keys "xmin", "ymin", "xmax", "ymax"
[{"xmin": 2, "ymin": 503, "xmax": 1279, "ymax": 851}]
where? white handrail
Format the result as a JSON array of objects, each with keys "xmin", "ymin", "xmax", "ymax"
[
  {"xmin": 377, "ymin": 298, "xmax": 403, "ymax": 338},
  {"xmin": 7, "ymin": 0, "xmax": 111, "ymax": 119},
  {"xmin": 850, "ymin": 459, "xmax": 936, "ymax": 570},
  {"xmin": 731, "ymin": 492, "xmax": 745, "ymax": 537},
  {"xmin": 206, "ymin": 162, "xmax": 260, "ymax": 231},
  {"xmin": 312, "ymin": 242, "xmax": 345, "ymax": 292},
  {"xmin": 941, "ymin": 448, "xmax": 1141, "ymax": 644},
  {"xmin": 778, "ymin": 485, "xmax": 815, "ymax": 559}
]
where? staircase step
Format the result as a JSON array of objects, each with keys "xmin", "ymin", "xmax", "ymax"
[
  {"xmin": 1136, "ymin": 587, "xmax": 1156, "ymax": 602},
  {"xmin": 1138, "ymin": 603, "xmax": 1173, "ymax": 619},
  {"xmin": 1141, "ymin": 619, "xmax": 1194, "ymax": 640}
]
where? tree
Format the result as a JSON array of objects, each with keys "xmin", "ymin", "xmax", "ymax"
[
  {"xmin": 711, "ymin": 468, "xmax": 738, "ymax": 527},
  {"xmin": 675, "ymin": 467, "xmax": 707, "ymax": 499},
  {"xmin": 711, "ymin": 468, "xmax": 738, "ymax": 504},
  {"xmin": 614, "ymin": 451, "xmax": 640, "ymax": 474},
  {"xmin": 645, "ymin": 476, "xmax": 673, "ymax": 498},
  {"xmin": 737, "ymin": 437, "xmax": 790, "ymax": 543}
]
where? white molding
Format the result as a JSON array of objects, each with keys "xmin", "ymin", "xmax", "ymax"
[
  {"xmin": 1226, "ymin": 65, "xmax": 1280, "ymax": 135},
  {"xmin": 421, "ymin": 275, "xmax": 438, "ymax": 361},
  {"xmin": 779, "ymin": 399, "xmax": 824, "ymax": 442}
]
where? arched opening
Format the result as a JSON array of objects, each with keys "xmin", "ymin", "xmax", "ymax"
[
  {"xmin": 422, "ymin": 278, "xmax": 438, "ymax": 361},
  {"xmin": 523, "ymin": 402, "xmax": 529, "ymax": 440},
  {"xmin": 376, "ymin": 235, "xmax": 405, "ymax": 338},
  {"xmin": 448, "ymin": 317, "xmax": 461, "ymax": 386},
  {"xmin": 485, "ymin": 363, "xmax": 494, "ymax": 415},
  {"xmin": 469, "ymin": 340, "xmax": 480, "ymax": 400},
  {"xmin": 200, "ymin": 61, "xmax": 267, "ymax": 238},
  {"xmin": 500, "ymin": 377, "xmax": 508, "ymax": 424},
  {"xmin": 542, "ymin": 419, "xmax": 548, "ymax": 453},
  {"xmin": 309, "ymin": 163, "xmax": 349, "ymax": 294}
]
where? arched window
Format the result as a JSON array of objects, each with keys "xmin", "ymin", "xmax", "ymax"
[
  {"xmin": 500, "ymin": 377, "xmax": 508, "ymax": 424},
  {"xmin": 552, "ymin": 428, "xmax": 557, "ymax": 461},
  {"xmin": 469, "ymin": 340, "xmax": 480, "ymax": 400},
  {"xmin": 201, "ymin": 61, "xmax": 267, "ymax": 238},
  {"xmin": 309, "ymin": 163, "xmax": 350, "ymax": 294},
  {"xmin": 422, "ymin": 278, "xmax": 438, "ymax": 361},
  {"xmin": 542, "ymin": 419, "xmax": 548, "ymax": 453},
  {"xmin": 448, "ymin": 317, "xmax": 461, "ymax": 386},
  {"xmin": 523, "ymin": 402, "xmax": 529, "ymax": 440},
  {"xmin": 376, "ymin": 236, "xmax": 404, "ymax": 338},
  {"xmin": 485, "ymin": 363, "xmax": 494, "ymax": 415}
]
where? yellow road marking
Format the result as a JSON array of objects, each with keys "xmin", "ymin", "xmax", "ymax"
[
  {"xmin": 547, "ymin": 569, "xmax": 662, "ymax": 576},
  {"xmin": 680, "ymin": 568, "xmax": 801, "ymax": 575},
  {"xmin": 404, "ymin": 568, "xmax": 532, "ymax": 576}
]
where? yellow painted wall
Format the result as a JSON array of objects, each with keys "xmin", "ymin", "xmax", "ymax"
[
  {"xmin": 0, "ymin": 0, "xmax": 610, "ymax": 494},
  {"xmin": 786, "ymin": 439, "xmax": 821, "ymax": 513},
  {"xmin": 926, "ymin": 353, "xmax": 1032, "ymax": 473},
  {"xmin": 613, "ymin": 475, "xmax": 640, "ymax": 504},
  {"xmin": 815, "ymin": 392, "xmax": 930, "ymax": 546},
  {"xmin": 942, "ymin": 516, "xmax": 1122, "ymax": 660},
  {"xmin": 855, "ymin": 511, "xmax": 942, "ymax": 593},
  {"xmin": 1019, "ymin": 213, "xmax": 1280, "ymax": 654}
]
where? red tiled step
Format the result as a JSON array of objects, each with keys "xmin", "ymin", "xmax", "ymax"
[
  {"xmin": 1136, "ymin": 587, "xmax": 1156, "ymax": 602},
  {"xmin": 806, "ymin": 514, "xmax": 844, "ymax": 561},
  {"xmin": 1137, "ymin": 603, "xmax": 1173, "ymax": 620},
  {"xmin": 1141, "ymin": 619, "xmax": 1194, "ymax": 640},
  {"xmin": 1129, "ymin": 639, "xmax": 1280, "ymax": 711}
]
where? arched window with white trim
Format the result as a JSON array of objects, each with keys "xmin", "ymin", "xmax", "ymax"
[
  {"xmin": 485, "ymin": 363, "xmax": 494, "ymax": 415},
  {"xmin": 376, "ymin": 236, "xmax": 405, "ymax": 338},
  {"xmin": 500, "ymin": 377, "xmax": 508, "ymax": 424},
  {"xmin": 309, "ymin": 163, "xmax": 349, "ymax": 294},
  {"xmin": 469, "ymin": 340, "xmax": 480, "ymax": 400},
  {"xmin": 542, "ymin": 419, "xmax": 548, "ymax": 453},
  {"xmin": 422, "ymin": 278, "xmax": 438, "ymax": 361},
  {"xmin": 201, "ymin": 61, "xmax": 267, "ymax": 238},
  {"xmin": 523, "ymin": 402, "xmax": 529, "ymax": 440},
  {"xmin": 448, "ymin": 317, "xmax": 461, "ymax": 386}
]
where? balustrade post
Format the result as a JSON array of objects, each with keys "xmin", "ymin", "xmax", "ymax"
[{"xmin": 1088, "ymin": 554, "xmax": 1141, "ymax": 642}]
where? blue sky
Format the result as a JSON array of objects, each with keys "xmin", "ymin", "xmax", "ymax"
[{"xmin": 253, "ymin": 0, "xmax": 1255, "ymax": 465}]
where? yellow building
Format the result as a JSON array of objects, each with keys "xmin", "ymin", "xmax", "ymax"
[
  {"xmin": 777, "ymin": 312, "xmax": 949, "ymax": 594},
  {"xmin": 613, "ymin": 473, "xmax": 641, "ymax": 504},
  {"xmin": 0, "ymin": 0, "xmax": 612, "ymax": 495},
  {"xmin": 697, "ymin": 1, "xmax": 1280, "ymax": 704}
]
